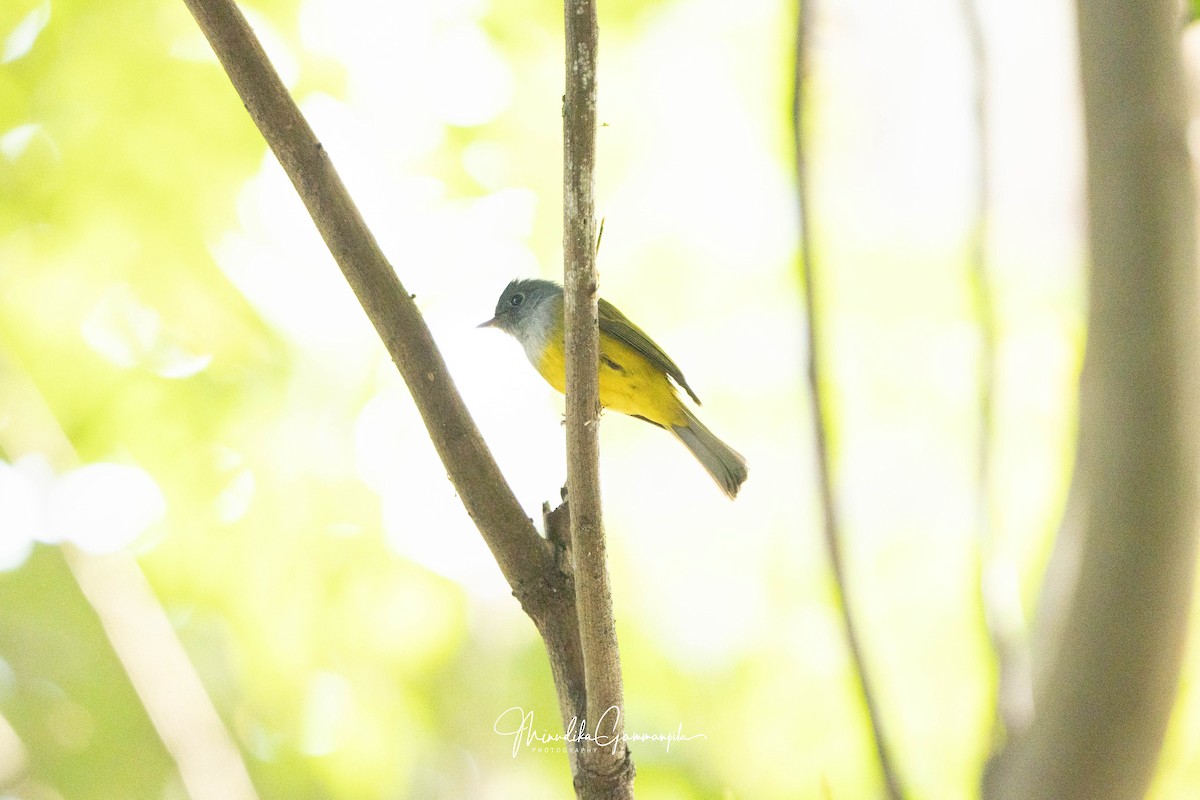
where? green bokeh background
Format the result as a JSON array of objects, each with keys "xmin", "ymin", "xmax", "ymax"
[{"xmin": 2, "ymin": 0, "xmax": 1199, "ymax": 798}]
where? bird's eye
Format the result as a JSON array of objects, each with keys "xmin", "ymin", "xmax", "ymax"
[{"xmin": 510, "ymin": 293, "xmax": 525, "ymax": 307}]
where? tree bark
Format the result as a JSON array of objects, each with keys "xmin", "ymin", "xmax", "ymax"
[{"xmin": 562, "ymin": 0, "xmax": 634, "ymax": 796}]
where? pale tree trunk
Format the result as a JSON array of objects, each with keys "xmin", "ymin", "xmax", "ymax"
[{"xmin": 984, "ymin": 1, "xmax": 1199, "ymax": 798}]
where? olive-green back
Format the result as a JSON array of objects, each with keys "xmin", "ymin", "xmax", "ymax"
[{"xmin": 597, "ymin": 298, "xmax": 701, "ymax": 405}]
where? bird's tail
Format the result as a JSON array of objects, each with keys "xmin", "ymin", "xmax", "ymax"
[{"xmin": 671, "ymin": 407, "xmax": 748, "ymax": 499}]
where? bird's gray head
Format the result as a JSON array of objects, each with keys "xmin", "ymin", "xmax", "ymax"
[{"xmin": 478, "ymin": 279, "xmax": 562, "ymax": 345}]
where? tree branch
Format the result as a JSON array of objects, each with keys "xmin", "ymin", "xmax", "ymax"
[
  {"xmin": 793, "ymin": 4, "xmax": 907, "ymax": 799},
  {"xmin": 956, "ymin": 0, "xmax": 1036, "ymax": 777},
  {"xmin": 180, "ymin": 0, "xmax": 593, "ymax": 789},
  {"xmin": 561, "ymin": 0, "xmax": 633, "ymax": 796},
  {"xmin": 985, "ymin": 0, "xmax": 1198, "ymax": 797},
  {"xmin": 182, "ymin": 0, "xmax": 546, "ymax": 589},
  {"xmin": 0, "ymin": 355, "xmax": 259, "ymax": 800}
]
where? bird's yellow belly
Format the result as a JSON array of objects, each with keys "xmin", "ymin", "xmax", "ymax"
[{"xmin": 535, "ymin": 335, "xmax": 686, "ymax": 428}]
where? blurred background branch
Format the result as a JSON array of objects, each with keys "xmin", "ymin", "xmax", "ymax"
[
  {"xmin": 956, "ymin": 0, "xmax": 1037, "ymax": 773},
  {"xmin": 793, "ymin": 3, "xmax": 907, "ymax": 799},
  {"xmin": 0, "ymin": 354, "xmax": 258, "ymax": 800}
]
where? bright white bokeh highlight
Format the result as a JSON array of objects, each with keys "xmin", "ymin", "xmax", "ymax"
[
  {"xmin": 1, "ymin": 0, "xmax": 50, "ymax": 64},
  {"xmin": 0, "ymin": 456, "xmax": 166, "ymax": 567}
]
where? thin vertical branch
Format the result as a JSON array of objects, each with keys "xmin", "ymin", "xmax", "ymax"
[
  {"xmin": 958, "ymin": 0, "xmax": 1034, "ymax": 769},
  {"xmin": 562, "ymin": 0, "xmax": 633, "ymax": 796},
  {"xmin": 793, "ymin": 4, "xmax": 906, "ymax": 799}
]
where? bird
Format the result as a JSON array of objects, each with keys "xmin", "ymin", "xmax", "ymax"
[{"xmin": 479, "ymin": 278, "xmax": 747, "ymax": 498}]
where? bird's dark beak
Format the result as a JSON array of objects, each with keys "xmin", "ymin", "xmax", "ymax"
[{"xmin": 477, "ymin": 317, "xmax": 497, "ymax": 329}]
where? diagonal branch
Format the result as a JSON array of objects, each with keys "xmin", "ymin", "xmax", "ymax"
[
  {"xmin": 182, "ymin": 0, "xmax": 546, "ymax": 588},
  {"xmin": 179, "ymin": 0, "xmax": 593, "ymax": 789},
  {"xmin": 793, "ymin": 3, "xmax": 906, "ymax": 799}
]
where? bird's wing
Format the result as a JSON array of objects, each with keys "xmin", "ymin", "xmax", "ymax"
[{"xmin": 598, "ymin": 297, "xmax": 702, "ymax": 405}]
